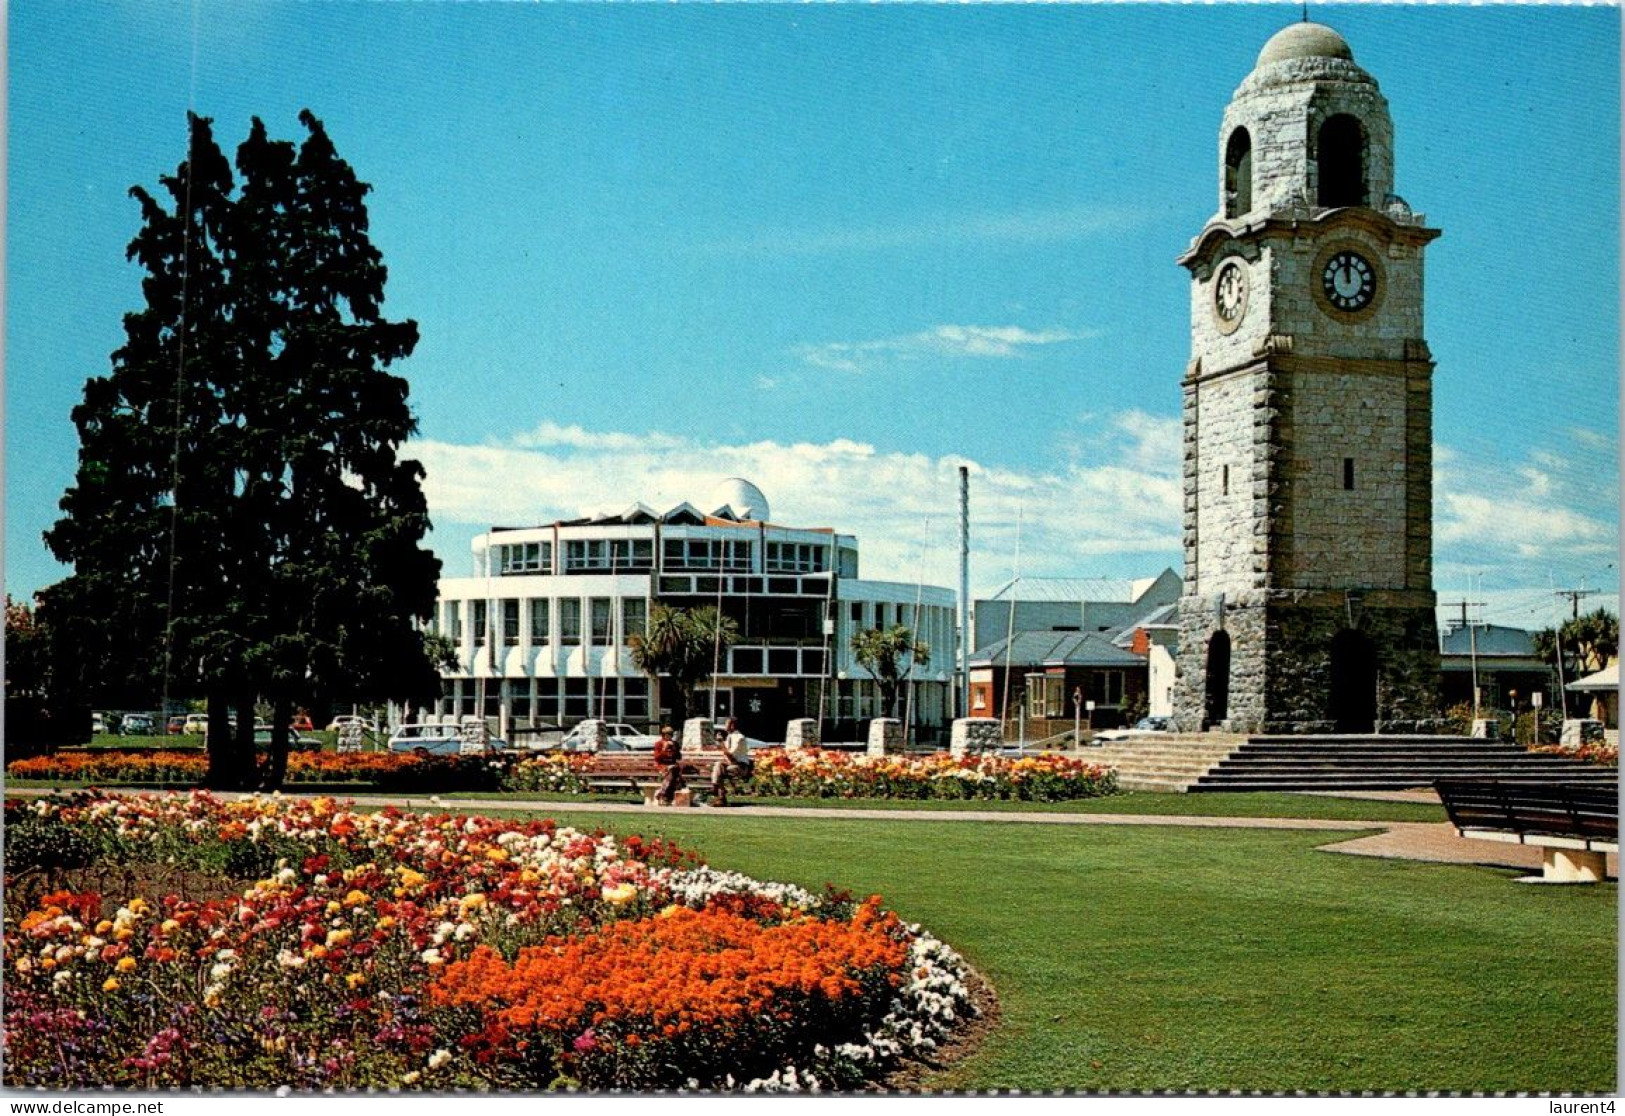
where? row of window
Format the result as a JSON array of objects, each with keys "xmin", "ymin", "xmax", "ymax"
[
  {"xmin": 440, "ymin": 597, "xmax": 647, "ymax": 647},
  {"xmin": 1027, "ymin": 672, "xmax": 1127, "ymax": 718},
  {"xmin": 490, "ymin": 538, "xmax": 832, "ymax": 576},
  {"xmin": 440, "ymin": 677, "xmax": 651, "ymax": 724}
]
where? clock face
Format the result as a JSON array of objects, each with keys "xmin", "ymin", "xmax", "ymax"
[
  {"xmin": 1213, "ymin": 260, "xmax": 1247, "ymax": 333},
  {"xmin": 1320, "ymin": 250, "xmax": 1376, "ymax": 312}
]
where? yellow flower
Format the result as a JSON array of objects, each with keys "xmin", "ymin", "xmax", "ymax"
[
  {"xmin": 307, "ymin": 944, "xmax": 328, "ymax": 960},
  {"xmin": 602, "ymin": 882, "xmax": 639, "ymax": 906},
  {"xmin": 116, "ymin": 956, "xmax": 137, "ymax": 973},
  {"xmin": 325, "ymin": 901, "xmax": 341, "ymax": 916},
  {"xmin": 326, "ymin": 929, "xmax": 353, "ymax": 948},
  {"xmin": 94, "ymin": 920, "xmax": 114, "ymax": 934},
  {"xmin": 398, "ymin": 868, "xmax": 428, "ymax": 889},
  {"xmin": 484, "ymin": 848, "xmax": 508, "ymax": 863},
  {"xmin": 343, "ymin": 890, "xmax": 369, "ymax": 908},
  {"xmin": 102, "ymin": 977, "xmax": 120, "ymax": 992},
  {"xmin": 345, "ymin": 972, "xmax": 366, "ymax": 990},
  {"xmin": 160, "ymin": 919, "xmax": 180, "ymax": 935},
  {"xmin": 376, "ymin": 916, "xmax": 397, "ymax": 932},
  {"xmin": 128, "ymin": 898, "xmax": 150, "ymax": 916},
  {"xmin": 458, "ymin": 893, "xmax": 486, "ymax": 912},
  {"xmin": 113, "ymin": 928, "xmax": 135, "ymax": 942}
]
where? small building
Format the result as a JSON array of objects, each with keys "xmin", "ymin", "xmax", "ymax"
[
  {"xmin": 1568, "ymin": 660, "xmax": 1618, "ymax": 728},
  {"xmin": 1437, "ymin": 622, "xmax": 1556, "ymax": 713},
  {"xmin": 967, "ymin": 570, "xmax": 1182, "ymax": 733},
  {"xmin": 428, "ymin": 479, "xmax": 957, "ymax": 743},
  {"xmin": 968, "ymin": 631, "xmax": 1148, "ymax": 736}
]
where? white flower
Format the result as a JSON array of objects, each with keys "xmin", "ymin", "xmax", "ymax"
[
  {"xmin": 420, "ymin": 948, "xmax": 443, "ymax": 965},
  {"xmin": 428, "ymin": 1048, "xmax": 452, "ymax": 1071}
]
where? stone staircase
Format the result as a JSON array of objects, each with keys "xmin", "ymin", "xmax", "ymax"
[
  {"xmin": 1077, "ymin": 734, "xmax": 1250, "ymax": 792},
  {"xmin": 1187, "ymin": 735, "xmax": 1620, "ymax": 794}
]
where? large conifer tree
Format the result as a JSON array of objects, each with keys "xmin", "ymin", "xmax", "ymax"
[{"xmin": 46, "ymin": 111, "xmax": 442, "ymax": 789}]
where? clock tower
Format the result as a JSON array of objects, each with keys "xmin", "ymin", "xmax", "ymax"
[{"xmin": 1171, "ymin": 22, "xmax": 1441, "ymax": 734}]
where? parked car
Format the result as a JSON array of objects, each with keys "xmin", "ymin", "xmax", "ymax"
[
  {"xmin": 253, "ymin": 729, "xmax": 321, "ymax": 753},
  {"xmin": 121, "ymin": 713, "xmax": 156, "ymax": 736},
  {"xmin": 1093, "ymin": 716, "xmax": 1174, "ymax": 744},
  {"xmin": 183, "ymin": 714, "xmax": 209, "ymax": 735},
  {"xmin": 91, "ymin": 712, "xmax": 107, "ymax": 735},
  {"xmin": 326, "ymin": 715, "xmax": 381, "ymax": 735},
  {"xmin": 167, "ymin": 716, "xmax": 186, "ymax": 735},
  {"xmin": 290, "ymin": 713, "xmax": 315, "ymax": 733},
  {"xmin": 559, "ymin": 721, "xmax": 659, "ymax": 753},
  {"xmin": 387, "ymin": 722, "xmax": 510, "ymax": 757}
]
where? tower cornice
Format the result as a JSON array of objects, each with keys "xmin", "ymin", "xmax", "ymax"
[{"xmin": 1179, "ymin": 208, "xmax": 1440, "ymax": 275}]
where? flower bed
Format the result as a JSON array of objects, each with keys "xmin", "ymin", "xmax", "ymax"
[
  {"xmin": 5, "ymin": 750, "xmax": 510, "ymax": 792},
  {"xmin": 732, "ymin": 747, "xmax": 1118, "ymax": 802},
  {"xmin": 1528, "ymin": 741, "xmax": 1619, "ymax": 768},
  {"xmin": 8, "ymin": 745, "xmax": 1119, "ymax": 803},
  {"xmin": 3, "ymin": 791, "xmax": 976, "ymax": 1091}
]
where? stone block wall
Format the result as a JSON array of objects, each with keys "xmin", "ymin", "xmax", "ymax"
[
  {"xmin": 950, "ymin": 718, "xmax": 1003, "ymax": 757},
  {"xmin": 785, "ymin": 718, "xmax": 819, "ymax": 751},
  {"xmin": 867, "ymin": 718, "xmax": 903, "ymax": 756},
  {"xmin": 682, "ymin": 718, "xmax": 713, "ymax": 752}
]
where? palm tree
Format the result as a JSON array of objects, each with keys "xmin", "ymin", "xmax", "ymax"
[
  {"xmin": 629, "ymin": 604, "xmax": 738, "ymax": 727},
  {"xmin": 850, "ymin": 625, "xmax": 931, "ymax": 720}
]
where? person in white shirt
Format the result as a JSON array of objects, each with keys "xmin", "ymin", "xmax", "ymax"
[{"xmin": 709, "ymin": 718, "xmax": 753, "ymax": 807}]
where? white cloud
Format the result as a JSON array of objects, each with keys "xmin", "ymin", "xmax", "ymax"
[
  {"xmin": 797, "ymin": 323, "xmax": 1096, "ymax": 374},
  {"xmin": 411, "ymin": 411, "xmax": 1182, "ymax": 594}
]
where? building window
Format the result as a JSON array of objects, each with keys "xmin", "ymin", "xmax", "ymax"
[
  {"xmin": 1222, "ymin": 464, "xmax": 1229, "ymax": 496},
  {"xmin": 622, "ymin": 678, "xmax": 650, "ymax": 723},
  {"xmin": 444, "ymin": 601, "xmax": 463, "ymax": 643},
  {"xmin": 733, "ymin": 647, "xmax": 765, "ymax": 675},
  {"xmin": 471, "ymin": 600, "xmax": 487, "ymax": 647},
  {"xmin": 497, "ymin": 541, "xmax": 551, "ymax": 575},
  {"xmin": 564, "ymin": 539, "xmax": 609, "ymax": 572},
  {"xmin": 529, "ymin": 599, "xmax": 549, "ymax": 646},
  {"xmin": 765, "ymin": 542, "xmax": 828, "ymax": 573},
  {"xmin": 535, "ymin": 681, "xmax": 560, "ymax": 720},
  {"xmin": 1089, "ymin": 670, "xmax": 1125, "ymax": 707},
  {"xmin": 501, "ymin": 599, "xmax": 520, "ymax": 647},
  {"xmin": 622, "ymin": 597, "xmax": 647, "ymax": 644},
  {"xmin": 662, "ymin": 537, "xmax": 753, "ymax": 571},
  {"xmin": 768, "ymin": 648, "xmax": 797, "ymax": 675},
  {"xmin": 563, "ymin": 678, "xmax": 589, "ymax": 719},
  {"xmin": 559, "ymin": 599, "xmax": 582, "ymax": 645},
  {"xmin": 1343, "ymin": 457, "xmax": 1355, "ymax": 490},
  {"xmin": 590, "ymin": 598, "xmax": 613, "ymax": 645},
  {"xmin": 612, "ymin": 539, "xmax": 654, "ymax": 570}
]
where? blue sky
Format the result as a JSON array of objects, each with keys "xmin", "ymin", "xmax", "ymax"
[{"xmin": 7, "ymin": 2, "xmax": 1619, "ymax": 632}]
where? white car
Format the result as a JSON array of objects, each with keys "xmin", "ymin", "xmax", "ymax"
[
  {"xmin": 559, "ymin": 721, "xmax": 659, "ymax": 753},
  {"xmin": 1093, "ymin": 716, "xmax": 1174, "ymax": 744},
  {"xmin": 327, "ymin": 715, "xmax": 382, "ymax": 735},
  {"xmin": 387, "ymin": 722, "xmax": 509, "ymax": 757}
]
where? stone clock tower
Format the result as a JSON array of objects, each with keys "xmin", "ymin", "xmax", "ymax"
[{"xmin": 1171, "ymin": 22, "xmax": 1441, "ymax": 734}]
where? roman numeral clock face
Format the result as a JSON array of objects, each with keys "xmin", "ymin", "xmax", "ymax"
[{"xmin": 1320, "ymin": 249, "xmax": 1376, "ymax": 312}]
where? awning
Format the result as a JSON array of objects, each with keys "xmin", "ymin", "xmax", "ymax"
[{"xmin": 1567, "ymin": 662, "xmax": 1619, "ymax": 692}]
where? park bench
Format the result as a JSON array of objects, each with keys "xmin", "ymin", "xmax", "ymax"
[
  {"xmin": 1434, "ymin": 779, "xmax": 1619, "ymax": 883},
  {"xmin": 583, "ymin": 749, "xmax": 728, "ymax": 807}
]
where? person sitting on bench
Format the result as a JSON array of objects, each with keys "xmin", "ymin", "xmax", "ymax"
[
  {"xmin": 709, "ymin": 719, "xmax": 753, "ymax": 807},
  {"xmin": 653, "ymin": 725, "xmax": 683, "ymax": 806}
]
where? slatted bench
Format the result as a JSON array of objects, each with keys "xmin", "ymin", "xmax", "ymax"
[
  {"xmin": 583, "ymin": 750, "xmax": 728, "ymax": 807},
  {"xmin": 1435, "ymin": 779, "xmax": 1619, "ymax": 883}
]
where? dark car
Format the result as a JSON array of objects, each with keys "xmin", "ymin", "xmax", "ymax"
[{"xmin": 254, "ymin": 729, "xmax": 322, "ymax": 753}]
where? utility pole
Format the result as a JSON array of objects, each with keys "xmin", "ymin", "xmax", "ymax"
[
  {"xmin": 1556, "ymin": 586, "xmax": 1597, "ymax": 620},
  {"xmin": 1441, "ymin": 598, "xmax": 1485, "ymax": 719}
]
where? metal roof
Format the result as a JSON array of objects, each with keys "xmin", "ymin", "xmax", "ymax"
[
  {"xmin": 984, "ymin": 576, "xmax": 1141, "ymax": 603},
  {"xmin": 970, "ymin": 630, "xmax": 1144, "ymax": 669},
  {"xmin": 1438, "ymin": 623, "xmax": 1540, "ymax": 658}
]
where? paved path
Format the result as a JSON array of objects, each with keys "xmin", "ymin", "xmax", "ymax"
[{"xmin": 14, "ymin": 785, "xmax": 1607, "ymax": 877}]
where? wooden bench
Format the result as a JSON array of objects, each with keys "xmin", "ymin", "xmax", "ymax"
[
  {"xmin": 583, "ymin": 749, "xmax": 728, "ymax": 807},
  {"xmin": 1435, "ymin": 779, "xmax": 1619, "ymax": 883}
]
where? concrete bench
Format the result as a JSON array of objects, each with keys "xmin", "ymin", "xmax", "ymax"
[
  {"xmin": 583, "ymin": 750, "xmax": 728, "ymax": 807},
  {"xmin": 1435, "ymin": 779, "xmax": 1619, "ymax": 883}
]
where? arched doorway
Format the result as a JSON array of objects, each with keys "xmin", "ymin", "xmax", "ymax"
[
  {"xmin": 1328, "ymin": 629, "xmax": 1377, "ymax": 732},
  {"xmin": 1204, "ymin": 631, "xmax": 1231, "ymax": 729},
  {"xmin": 1225, "ymin": 127, "xmax": 1253, "ymax": 217}
]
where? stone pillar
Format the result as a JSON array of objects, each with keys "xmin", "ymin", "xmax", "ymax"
[
  {"xmin": 458, "ymin": 719, "xmax": 491, "ymax": 755},
  {"xmin": 683, "ymin": 718, "xmax": 713, "ymax": 752},
  {"xmin": 577, "ymin": 718, "xmax": 609, "ymax": 751},
  {"xmin": 785, "ymin": 718, "xmax": 819, "ymax": 751},
  {"xmin": 866, "ymin": 718, "xmax": 903, "ymax": 756},
  {"xmin": 1560, "ymin": 719, "xmax": 1603, "ymax": 746},
  {"xmin": 950, "ymin": 718, "xmax": 1003, "ymax": 757},
  {"xmin": 1470, "ymin": 718, "xmax": 1499, "ymax": 740}
]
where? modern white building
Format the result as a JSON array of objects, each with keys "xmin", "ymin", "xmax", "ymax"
[{"xmin": 429, "ymin": 479, "xmax": 957, "ymax": 742}]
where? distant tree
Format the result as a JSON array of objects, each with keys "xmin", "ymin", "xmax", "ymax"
[
  {"xmin": 629, "ymin": 605, "xmax": 738, "ymax": 727},
  {"xmin": 850, "ymin": 625, "xmax": 931, "ymax": 720},
  {"xmin": 46, "ymin": 111, "xmax": 441, "ymax": 790},
  {"xmin": 1533, "ymin": 608, "xmax": 1618, "ymax": 720}
]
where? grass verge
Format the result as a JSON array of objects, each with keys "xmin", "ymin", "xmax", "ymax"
[{"xmin": 490, "ymin": 808, "xmax": 1616, "ymax": 1093}]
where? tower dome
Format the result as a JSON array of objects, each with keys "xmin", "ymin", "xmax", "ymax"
[
  {"xmin": 1256, "ymin": 21, "xmax": 1354, "ymax": 67},
  {"xmin": 707, "ymin": 477, "xmax": 770, "ymax": 521}
]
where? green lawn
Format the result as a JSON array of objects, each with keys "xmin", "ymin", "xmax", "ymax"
[{"xmin": 501, "ymin": 809, "xmax": 1616, "ymax": 1093}]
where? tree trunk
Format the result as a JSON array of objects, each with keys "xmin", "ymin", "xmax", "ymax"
[
  {"xmin": 204, "ymin": 690, "xmax": 250, "ymax": 789},
  {"xmin": 262, "ymin": 696, "xmax": 293, "ymax": 791}
]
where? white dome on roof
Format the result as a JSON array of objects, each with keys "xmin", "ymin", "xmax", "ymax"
[{"xmin": 708, "ymin": 477, "xmax": 770, "ymax": 521}]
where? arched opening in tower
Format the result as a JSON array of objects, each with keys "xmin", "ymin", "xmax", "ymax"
[
  {"xmin": 1328, "ymin": 628, "xmax": 1378, "ymax": 733},
  {"xmin": 1224, "ymin": 127, "xmax": 1253, "ymax": 218},
  {"xmin": 1316, "ymin": 114, "xmax": 1367, "ymax": 208},
  {"xmin": 1204, "ymin": 630, "xmax": 1231, "ymax": 728}
]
